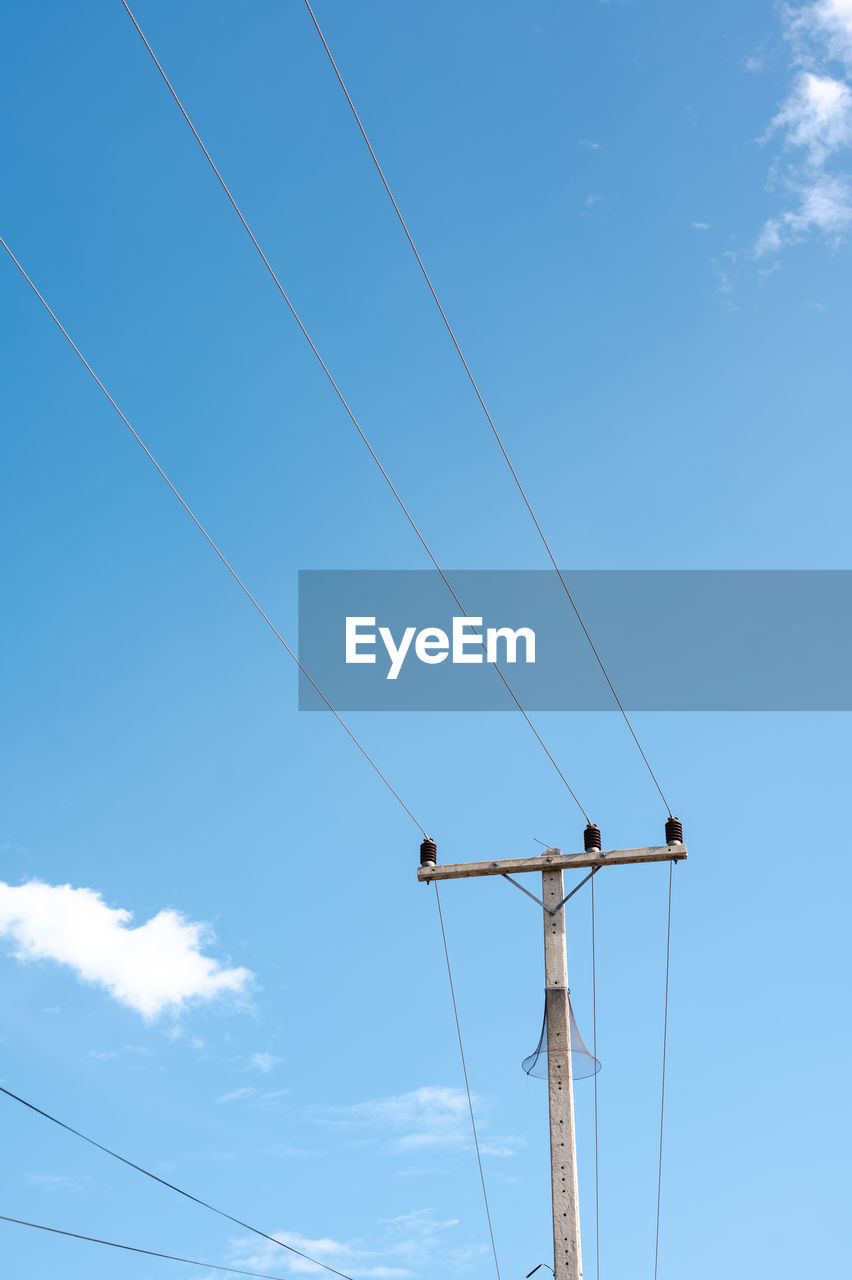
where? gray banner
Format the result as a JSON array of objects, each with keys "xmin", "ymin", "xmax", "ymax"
[{"xmin": 297, "ymin": 570, "xmax": 852, "ymax": 710}]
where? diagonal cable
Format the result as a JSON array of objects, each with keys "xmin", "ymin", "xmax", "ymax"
[
  {"xmin": 302, "ymin": 0, "xmax": 673, "ymax": 815},
  {"xmin": 0, "ymin": 1213, "xmax": 326, "ymax": 1280},
  {"xmin": 0, "ymin": 1088, "xmax": 357, "ymax": 1280},
  {"xmin": 0, "ymin": 232, "xmax": 425, "ymax": 838},
  {"xmin": 119, "ymin": 0, "xmax": 589, "ymax": 823},
  {"xmin": 433, "ymin": 883, "xmax": 502, "ymax": 1280}
]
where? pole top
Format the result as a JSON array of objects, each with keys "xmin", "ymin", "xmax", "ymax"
[{"xmin": 416, "ymin": 842, "xmax": 687, "ymax": 882}]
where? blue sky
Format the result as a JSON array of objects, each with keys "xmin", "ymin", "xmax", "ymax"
[{"xmin": 1, "ymin": 2, "xmax": 851, "ymax": 1278}]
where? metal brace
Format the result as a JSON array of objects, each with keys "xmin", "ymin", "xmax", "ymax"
[{"xmin": 501, "ymin": 865, "xmax": 600, "ymax": 914}]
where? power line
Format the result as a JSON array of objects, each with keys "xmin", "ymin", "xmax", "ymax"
[
  {"xmin": 432, "ymin": 883, "xmax": 502, "ymax": 1280},
  {"xmin": 301, "ymin": 0, "xmax": 673, "ymax": 817},
  {"xmin": 0, "ymin": 227, "xmax": 494, "ymax": 1274},
  {"xmin": 0, "ymin": 1086, "xmax": 356, "ymax": 1280},
  {"xmin": 0, "ymin": 232, "xmax": 426, "ymax": 838},
  {"xmin": 119, "ymin": 0, "xmax": 590, "ymax": 824},
  {"xmin": 5, "ymin": 51, "xmax": 560, "ymax": 1275},
  {"xmin": 653, "ymin": 863, "xmax": 674, "ymax": 1279},
  {"xmin": 0, "ymin": 225, "xmax": 506, "ymax": 1280},
  {"xmin": 0, "ymin": 1213, "xmax": 327, "ymax": 1280}
]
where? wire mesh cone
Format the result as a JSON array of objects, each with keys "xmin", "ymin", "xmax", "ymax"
[{"xmin": 522, "ymin": 994, "xmax": 600, "ymax": 1079}]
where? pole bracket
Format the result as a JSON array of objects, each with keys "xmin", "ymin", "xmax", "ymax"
[{"xmin": 502, "ymin": 866, "xmax": 600, "ymax": 914}]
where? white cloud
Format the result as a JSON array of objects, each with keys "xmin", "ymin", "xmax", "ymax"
[
  {"xmin": 217, "ymin": 1087, "xmax": 256, "ymax": 1105},
  {"xmin": 248, "ymin": 1051, "xmax": 281, "ymax": 1074},
  {"xmin": 230, "ymin": 1229, "xmax": 414, "ymax": 1279},
  {"xmin": 579, "ymin": 193, "xmax": 603, "ymax": 218},
  {"xmin": 765, "ymin": 71, "xmax": 852, "ymax": 163},
  {"xmin": 228, "ymin": 1210, "xmax": 474, "ymax": 1279},
  {"xmin": 217, "ymin": 1085, "xmax": 289, "ymax": 1107},
  {"xmin": 789, "ymin": 0, "xmax": 852, "ymax": 70},
  {"xmin": 325, "ymin": 1086, "xmax": 472, "ymax": 1153},
  {"xmin": 0, "ymin": 880, "xmax": 252, "ymax": 1019},
  {"xmin": 692, "ymin": 220, "xmax": 711, "ymax": 229},
  {"xmin": 756, "ymin": 4, "xmax": 852, "ymax": 253},
  {"xmin": 89, "ymin": 1043, "xmax": 153, "ymax": 1062},
  {"xmin": 755, "ymin": 217, "xmax": 784, "ymax": 255},
  {"xmin": 756, "ymin": 172, "xmax": 852, "ymax": 252},
  {"xmin": 24, "ymin": 1172, "xmax": 91, "ymax": 1191},
  {"xmin": 320, "ymin": 1086, "xmax": 518, "ymax": 1161},
  {"xmin": 786, "ymin": 169, "xmax": 852, "ymax": 226}
]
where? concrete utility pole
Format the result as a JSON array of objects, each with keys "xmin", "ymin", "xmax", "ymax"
[
  {"xmin": 542, "ymin": 864, "xmax": 583, "ymax": 1277},
  {"xmin": 417, "ymin": 828, "xmax": 687, "ymax": 1280}
]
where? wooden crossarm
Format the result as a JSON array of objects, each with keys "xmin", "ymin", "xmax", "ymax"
[{"xmin": 416, "ymin": 843, "xmax": 687, "ymax": 882}]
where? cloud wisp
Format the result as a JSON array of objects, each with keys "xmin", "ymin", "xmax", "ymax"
[
  {"xmin": 231, "ymin": 1228, "xmax": 414, "ymax": 1279},
  {"xmin": 247, "ymin": 1051, "xmax": 281, "ymax": 1074},
  {"xmin": 322, "ymin": 1086, "xmax": 473, "ymax": 1154},
  {"xmin": 228, "ymin": 1209, "xmax": 475, "ymax": 1279},
  {"xmin": 0, "ymin": 880, "xmax": 252, "ymax": 1019},
  {"xmin": 317, "ymin": 1086, "xmax": 518, "ymax": 1163},
  {"xmin": 757, "ymin": 2, "xmax": 852, "ymax": 254},
  {"xmin": 216, "ymin": 1086, "xmax": 289, "ymax": 1106}
]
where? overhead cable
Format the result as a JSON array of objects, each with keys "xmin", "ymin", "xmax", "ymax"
[
  {"xmin": 0, "ymin": 1086, "xmax": 355, "ymax": 1280},
  {"xmin": 119, "ymin": 0, "xmax": 590, "ymax": 823},
  {"xmin": 0, "ymin": 1213, "xmax": 333, "ymax": 1280},
  {"xmin": 432, "ymin": 884, "xmax": 502, "ymax": 1280},
  {"xmin": 0, "ymin": 233, "xmax": 425, "ymax": 838},
  {"xmin": 301, "ymin": 0, "xmax": 673, "ymax": 816}
]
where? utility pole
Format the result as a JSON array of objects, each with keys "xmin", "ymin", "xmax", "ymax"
[
  {"xmin": 417, "ymin": 822, "xmax": 687, "ymax": 1280},
  {"xmin": 542, "ymin": 861, "xmax": 582, "ymax": 1278}
]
